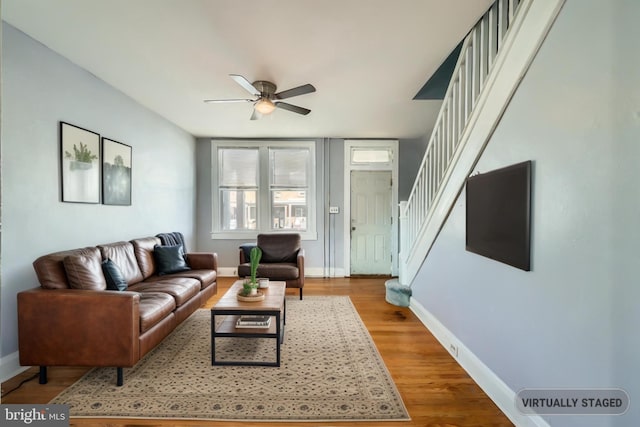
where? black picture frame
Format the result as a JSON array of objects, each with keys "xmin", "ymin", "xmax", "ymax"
[
  {"xmin": 102, "ymin": 138, "xmax": 132, "ymax": 206},
  {"xmin": 60, "ymin": 122, "xmax": 101, "ymax": 204}
]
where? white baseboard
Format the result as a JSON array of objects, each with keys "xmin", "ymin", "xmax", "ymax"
[
  {"xmin": 217, "ymin": 267, "xmax": 344, "ymax": 278},
  {"xmin": 217, "ymin": 267, "xmax": 239, "ymax": 277},
  {"xmin": 307, "ymin": 267, "xmax": 345, "ymax": 278},
  {"xmin": 409, "ymin": 298, "xmax": 550, "ymax": 427},
  {"xmin": 0, "ymin": 351, "xmax": 29, "ymax": 383}
]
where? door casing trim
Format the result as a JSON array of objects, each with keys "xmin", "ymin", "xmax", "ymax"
[{"xmin": 343, "ymin": 140, "xmax": 399, "ymax": 276}]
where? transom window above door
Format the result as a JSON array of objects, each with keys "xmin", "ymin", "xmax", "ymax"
[{"xmin": 350, "ymin": 147, "xmax": 393, "ymax": 165}]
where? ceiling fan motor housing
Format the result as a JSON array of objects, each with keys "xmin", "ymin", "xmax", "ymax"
[{"xmin": 252, "ymin": 80, "xmax": 277, "ymax": 98}]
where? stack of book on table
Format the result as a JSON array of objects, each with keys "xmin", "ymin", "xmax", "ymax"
[{"xmin": 236, "ymin": 315, "xmax": 271, "ymax": 328}]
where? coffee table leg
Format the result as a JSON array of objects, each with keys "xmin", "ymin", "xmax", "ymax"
[
  {"xmin": 276, "ymin": 311, "xmax": 281, "ymax": 367},
  {"xmin": 211, "ymin": 311, "xmax": 216, "ymax": 365}
]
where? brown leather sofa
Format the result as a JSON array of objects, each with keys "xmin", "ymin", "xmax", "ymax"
[
  {"xmin": 17, "ymin": 236, "xmax": 217, "ymax": 386},
  {"xmin": 238, "ymin": 233, "xmax": 304, "ymax": 299}
]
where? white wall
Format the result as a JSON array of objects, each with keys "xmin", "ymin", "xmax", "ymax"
[
  {"xmin": 0, "ymin": 24, "xmax": 197, "ymax": 375},
  {"xmin": 411, "ymin": 1, "xmax": 639, "ymax": 426}
]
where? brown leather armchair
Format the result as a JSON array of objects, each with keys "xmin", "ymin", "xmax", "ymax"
[{"xmin": 238, "ymin": 233, "xmax": 305, "ymax": 299}]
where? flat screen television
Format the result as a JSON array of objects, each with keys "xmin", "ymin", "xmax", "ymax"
[{"xmin": 465, "ymin": 160, "xmax": 532, "ymax": 271}]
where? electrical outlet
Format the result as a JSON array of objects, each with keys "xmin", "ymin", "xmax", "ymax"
[
  {"xmin": 329, "ymin": 206, "xmax": 340, "ymax": 214},
  {"xmin": 449, "ymin": 343, "xmax": 459, "ymax": 358}
]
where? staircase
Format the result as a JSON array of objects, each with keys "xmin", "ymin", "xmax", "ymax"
[{"xmin": 398, "ymin": 0, "xmax": 565, "ymax": 286}]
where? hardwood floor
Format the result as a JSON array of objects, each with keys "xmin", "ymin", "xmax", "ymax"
[{"xmin": 2, "ymin": 277, "xmax": 513, "ymax": 426}]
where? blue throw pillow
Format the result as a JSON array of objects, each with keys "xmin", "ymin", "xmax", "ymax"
[
  {"xmin": 239, "ymin": 243, "xmax": 257, "ymax": 262},
  {"xmin": 154, "ymin": 244, "xmax": 190, "ymax": 276},
  {"xmin": 102, "ymin": 258, "xmax": 128, "ymax": 291}
]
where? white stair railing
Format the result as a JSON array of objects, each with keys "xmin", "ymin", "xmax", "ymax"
[{"xmin": 399, "ymin": 0, "xmax": 564, "ymax": 286}]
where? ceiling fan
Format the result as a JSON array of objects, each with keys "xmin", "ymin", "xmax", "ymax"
[{"xmin": 204, "ymin": 74, "xmax": 316, "ymax": 120}]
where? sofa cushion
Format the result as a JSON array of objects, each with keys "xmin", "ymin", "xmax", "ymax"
[
  {"xmin": 143, "ymin": 269, "xmax": 217, "ymax": 290},
  {"xmin": 33, "ymin": 246, "xmax": 97, "ymax": 289},
  {"xmin": 138, "ymin": 292, "xmax": 176, "ymax": 333},
  {"xmin": 238, "ymin": 263, "xmax": 299, "ymax": 280},
  {"xmin": 97, "ymin": 242, "xmax": 144, "ymax": 285},
  {"xmin": 102, "ymin": 259, "xmax": 128, "ymax": 291},
  {"xmin": 128, "ymin": 278, "xmax": 200, "ymax": 307},
  {"xmin": 154, "ymin": 245, "xmax": 190, "ymax": 275},
  {"xmin": 63, "ymin": 249, "xmax": 107, "ymax": 290},
  {"xmin": 131, "ymin": 236, "xmax": 161, "ymax": 279}
]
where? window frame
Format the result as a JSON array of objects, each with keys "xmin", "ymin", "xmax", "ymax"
[{"xmin": 211, "ymin": 140, "xmax": 317, "ymax": 240}]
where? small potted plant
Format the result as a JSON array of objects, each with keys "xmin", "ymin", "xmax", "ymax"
[
  {"xmin": 242, "ymin": 246, "xmax": 262, "ymax": 296},
  {"xmin": 65, "ymin": 142, "xmax": 98, "ymax": 171}
]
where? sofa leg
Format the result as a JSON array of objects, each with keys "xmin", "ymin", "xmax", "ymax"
[
  {"xmin": 116, "ymin": 367, "xmax": 123, "ymax": 386},
  {"xmin": 39, "ymin": 366, "xmax": 47, "ymax": 384},
  {"xmin": 300, "ymin": 288, "xmax": 303, "ymax": 300}
]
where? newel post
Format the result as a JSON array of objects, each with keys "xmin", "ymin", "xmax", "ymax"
[{"xmin": 398, "ymin": 201, "xmax": 408, "ymax": 286}]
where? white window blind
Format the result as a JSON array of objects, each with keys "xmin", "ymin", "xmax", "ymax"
[{"xmin": 212, "ymin": 140, "xmax": 316, "ymax": 239}]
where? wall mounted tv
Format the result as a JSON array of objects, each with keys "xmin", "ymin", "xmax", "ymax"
[{"xmin": 465, "ymin": 160, "xmax": 532, "ymax": 271}]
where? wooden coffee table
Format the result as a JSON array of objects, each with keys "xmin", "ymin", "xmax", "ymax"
[{"xmin": 211, "ymin": 280, "xmax": 286, "ymax": 366}]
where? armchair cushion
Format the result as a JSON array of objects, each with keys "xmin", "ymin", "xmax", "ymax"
[
  {"xmin": 257, "ymin": 233, "xmax": 301, "ymax": 263},
  {"xmin": 255, "ymin": 264, "xmax": 299, "ymax": 280}
]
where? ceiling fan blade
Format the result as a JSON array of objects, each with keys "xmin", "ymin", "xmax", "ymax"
[
  {"xmin": 274, "ymin": 84, "xmax": 316, "ymax": 100},
  {"xmin": 230, "ymin": 74, "xmax": 260, "ymax": 96},
  {"xmin": 275, "ymin": 102, "xmax": 311, "ymax": 115},
  {"xmin": 203, "ymin": 98, "xmax": 255, "ymax": 103}
]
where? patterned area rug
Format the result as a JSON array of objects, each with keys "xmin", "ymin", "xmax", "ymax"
[{"xmin": 50, "ymin": 296, "xmax": 410, "ymax": 422}]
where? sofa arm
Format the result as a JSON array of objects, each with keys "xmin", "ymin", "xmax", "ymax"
[
  {"xmin": 186, "ymin": 252, "xmax": 218, "ymax": 271},
  {"xmin": 18, "ymin": 288, "xmax": 141, "ymax": 368},
  {"xmin": 297, "ymin": 249, "xmax": 305, "ymax": 282}
]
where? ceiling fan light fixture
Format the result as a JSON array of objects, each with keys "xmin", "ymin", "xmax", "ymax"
[
  {"xmin": 254, "ymin": 98, "xmax": 276, "ymax": 115},
  {"xmin": 205, "ymin": 75, "xmax": 314, "ymax": 119}
]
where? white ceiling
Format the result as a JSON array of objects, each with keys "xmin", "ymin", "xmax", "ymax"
[{"xmin": 3, "ymin": 0, "xmax": 492, "ymax": 139}]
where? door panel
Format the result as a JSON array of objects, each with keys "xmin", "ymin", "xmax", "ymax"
[{"xmin": 350, "ymin": 171, "xmax": 392, "ymax": 275}]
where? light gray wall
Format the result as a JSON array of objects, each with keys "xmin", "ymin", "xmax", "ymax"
[
  {"xmin": 411, "ymin": 1, "xmax": 639, "ymax": 426},
  {"xmin": 1, "ymin": 24, "xmax": 197, "ymax": 359},
  {"xmin": 324, "ymin": 138, "xmax": 345, "ymax": 275}
]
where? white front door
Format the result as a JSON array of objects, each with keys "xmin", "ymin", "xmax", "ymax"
[{"xmin": 350, "ymin": 170, "xmax": 392, "ymax": 275}]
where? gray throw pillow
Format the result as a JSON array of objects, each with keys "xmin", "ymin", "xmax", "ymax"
[
  {"xmin": 153, "ymin": 244, "xmax": 190, "ymax": 275},
  {"xmin": 102, "ymin": 258, "xmax": 128, "ymax": 291}
]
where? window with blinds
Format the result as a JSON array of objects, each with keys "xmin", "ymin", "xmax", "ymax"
[
  {"xmin": 218, "ymin": 148, "xmax": 258, "ymax": 231},
  {"xmin": 270, "ymin": 148, "xmax": 309, "ymax": 230},
  {"xmin": 212, "ymin": 141, "xmax": 316, "ymax": 239}
]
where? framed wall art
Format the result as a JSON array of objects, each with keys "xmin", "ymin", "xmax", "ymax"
[
  {"xmin": 102, "ymin": 138, "xmax": 132, "ymax": 206},
  {"xmin": 60, "ymin": 122, "xmax": 101, "ymax": 203}
]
